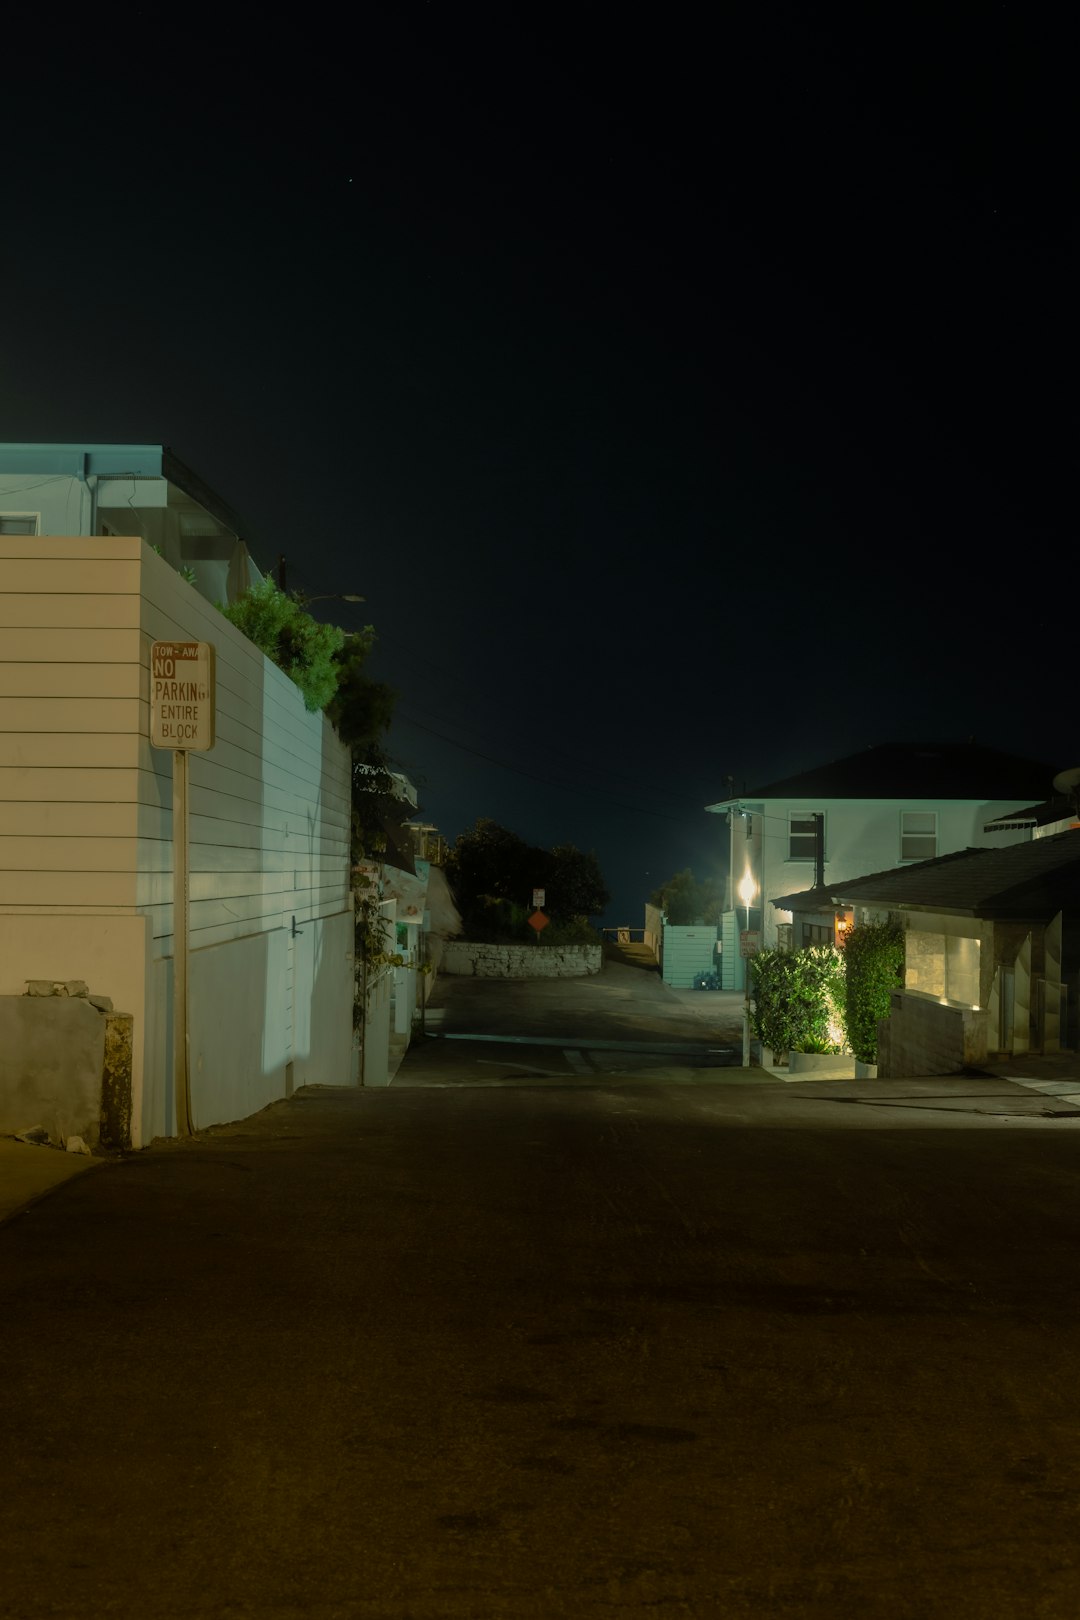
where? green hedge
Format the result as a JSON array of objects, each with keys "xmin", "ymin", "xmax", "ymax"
[
  {"xmin": 843, "ymin": 922, "xmax": 905, "ymax": 1063},
  {"xmin": 749, "ymin": 945, "xmax": 847, "ymax": 1056}
]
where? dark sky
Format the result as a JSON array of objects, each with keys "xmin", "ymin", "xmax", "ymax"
[{"xmin": 3, "ymin": 10, "xmax": 1073, "ymax": 923}]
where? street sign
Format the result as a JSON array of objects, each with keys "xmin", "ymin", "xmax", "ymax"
[
  {"xmin": 532, "ymin": 888, "xmax": 545, "ymax": 908},
  {"xmin": 740, "ymin": 930, "xmax": 762, "ymax": 958},
  {"xmin": 528, "ymin": 910, "xmax": 550, "ymax": 933},
  {"xmin": 150, "ymin": 641, "xmax": 216, "ymax": 750}
]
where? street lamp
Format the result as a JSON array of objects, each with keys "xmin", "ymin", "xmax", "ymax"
[
  {"xmin": 736, "ymin": 869, "xmax": 758, "ymax": 1069},
  {"xmin": 296, "ymin": 592, "xmax": 366, "ymax": 606},
  {"xmin": 737, "ymin": 869, "xmax": 757, "ymax": 932}
]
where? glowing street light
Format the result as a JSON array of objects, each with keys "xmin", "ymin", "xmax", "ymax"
[
  {"xmin": 737, "ymin": 869, "xmax": 757, "ymax": 932},
  {"xmin": 737, "ymin": 868, "xmax": 759, "ymax": 1070}
]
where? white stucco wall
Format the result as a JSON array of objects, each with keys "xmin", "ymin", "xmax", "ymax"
[{"xmin": 726, "ymin": 796, "xmax": 1038, "ymax": 951}]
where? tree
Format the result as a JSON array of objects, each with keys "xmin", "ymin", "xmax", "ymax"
[
  {"xmin": 445, "ymin": 819, "xmax": 534, "ymax": 916},
  {"xmin": 649, "ymin": 868, "xmax": 723, "ymax": 926},
  {"xmin": 546, "ymin": 844, "xmax": 610, "ymax": 922},
  {"xmin": 445, "ymin": 821, "xmax": 610, "ymax": 936}
]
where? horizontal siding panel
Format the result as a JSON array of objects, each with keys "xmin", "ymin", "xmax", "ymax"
[
  {"xmin": 0, "ymin": 595, "xmax": 142, "ymax": 629},
  {"xmin": 0, "ymin": 662, "xmax": 142, "ymax": 698},
  {"xmin": 0, "ymin": 734, "xmax": 145, "ymax": 768},
  {"xmin": 203, "ymin": 713, "xmax": 338, "ymax": 789},
  {"xmin": 0, "ymin": 835, "xmax": 144, "ymax": 872},
  {"xmin": 182, "ymin": 756, "xmax": 349, "ymax": 824},
  {"xmin": 0, "ymin": 803, "xmax": 140, "ymax": 837},
  {"xmin": 0, "ymin": 768, "xmax": 161, "ymax": 804},
  {"xmin": 0, "ymin": 537, "xmax": 141, "ymax": 562},
  {"xmin": 146, "ymin": 895, "xmax": 351, "ymax": 951},
  {"xmin": 1, "ymin": 697, "xmax": 143, "ymax": 733},
  {"xmin": 0, "ymin": 543, "xmax": 352, "ymax": 956},
  {"xmin": 0, "ymin": 872, "xmax": 139, "ymax": 906},
  {"xmin": 0, "ymin": 559, "xmax": 142, "ymax": 594},
  {"xmin": 187, "ymin": 749, "xmax": 350, "ymax": 817},
  {"xmin": 0, "ymin": 628, "xmax": 144, "ymax": 663},
  {"xmin": 187, "ymin": 784, "xmax": 349, "ymax": 839},
  {"xmin": 185, "ymin": 815, "xmax": 349, "ymax": 855},
  {"xmin": 135, "ymin": 874, "xmax": 347, "ymax": 918}
]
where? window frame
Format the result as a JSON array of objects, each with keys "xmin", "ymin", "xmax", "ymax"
[
  {"xmin": 0, "ymin": 513, "xmax": 40, "ymax": 535},
  {"xmin": 900, "ymin": 809, "xmax": 938, "ymax": 863},
  {"xmin": 788, "ymin": 810, "xmax": 823, "ymax": 862}
]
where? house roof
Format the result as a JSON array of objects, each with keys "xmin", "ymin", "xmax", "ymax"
[
  {"xmin": 983, "ymin": 795, "xmax": 1079, "ymax": 833},
  {"xmin": 706, "ymin": 742, "xmax": 1056, "ymax": 809},
  {"xmin": 772, "ymin": 829, "xmax": 1080, "ymax": 921}
]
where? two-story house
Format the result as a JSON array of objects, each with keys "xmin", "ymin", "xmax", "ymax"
[{"xmin": 705, "ymin": 742, "xmax": 1056, "ymax": 988}]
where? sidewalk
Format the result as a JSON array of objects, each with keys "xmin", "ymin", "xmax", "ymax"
[{"xmin": 0, "ymin": 1136, "xmax": 101, "ymax": 1224}]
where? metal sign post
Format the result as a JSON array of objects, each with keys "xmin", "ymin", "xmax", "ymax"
[
  {"xmin": 739, "ymin": 929, "xmax": 762, "ymax": 1068},
  {"xmin": 150, "ymin": 642, "xmax": 216, "ymax": 1136}
]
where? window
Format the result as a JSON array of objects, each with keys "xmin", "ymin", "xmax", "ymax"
[
  {"xmin": 0, "ymin": 515, "xmax": 39, "ymax": 534},
  {"xmin": 789, "ymin": 812, "xmax": 822, "ymax": 860},
  {"xmin": 901, "ymin": 810, "xmax": 937, "ymax": 862},
  {"xmin": 801, "ymin": 922, "xmax": 834, "ymax": 948}
]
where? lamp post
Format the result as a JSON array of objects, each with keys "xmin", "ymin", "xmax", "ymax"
[
  {"xmin": 737, "ymin": 870, "xmax": 758, "ymax": 1067},
  {"xmin": 295, "ymin": 592, "xmax": 366, "ymax": 607}
]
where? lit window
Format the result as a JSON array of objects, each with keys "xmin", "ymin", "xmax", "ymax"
[
  {"xmin": 901, "ymin": 810, "xmax": 937, "ymax": 862},
  {"xmin": 789, "ymin": 812, "xmax": 821, "ymax": 860}
]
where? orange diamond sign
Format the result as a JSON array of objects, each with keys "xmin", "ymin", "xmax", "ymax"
[{"xmin": 528, "ymin": 910, "xmax": 550, "ymax": 932}]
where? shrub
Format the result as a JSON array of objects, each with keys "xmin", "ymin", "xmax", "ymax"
[
  {"xmin": 219, "ymin": 577, "xmax": 345, "ymax": 712},
  {"xmin": 749, "ymin": 945, "xmax": 847, "ymax": 1057},
  {"xmin": 843, "ymin": 922, "xmax": 905, "ymax": 1063}
]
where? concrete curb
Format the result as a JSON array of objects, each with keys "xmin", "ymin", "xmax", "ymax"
[{"xmin": 0, "ymin": 1137, "xmax": 100, "ymax": 1225}]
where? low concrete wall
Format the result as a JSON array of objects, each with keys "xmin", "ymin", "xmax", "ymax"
[
  {"xmin": 0, "ymin": 994, "xmax": 132, "ymax": 1146},
  {"xmin": 877, "ymin": 990, "xmax": 988, "ymax": 1078},
  {"xmin": 441, "ymin": 942, "xmax": 602, "ymax": 978}
]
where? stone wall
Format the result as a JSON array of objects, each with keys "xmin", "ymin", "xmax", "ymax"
[
  {"xmin": 441, "ymin": 942, "xmax": 602, "ymax": 978},
  {"xmin": 877, "ymin": 990, "xmax": 988, "ymax": 1078}
]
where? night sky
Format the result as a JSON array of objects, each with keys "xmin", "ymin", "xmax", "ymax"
[{"xmin": 3, "ymin": 11, "xmax": 1072, "ymax": 924}]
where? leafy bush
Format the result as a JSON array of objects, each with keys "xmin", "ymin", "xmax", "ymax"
[
  {"xmin": 446, "ymin": 819, "xmax": 609, "ymax": 929},
  {"xmin": 219, "ymin": 577, "xmax": 345, "ymax": 712},
  {"xmin": 843, "ymin": 921, "xmax": 905, "ymax": 1063},
  {"xmin": 749, "ymin": 945, "xmax": 847, "ymax": 1057}
]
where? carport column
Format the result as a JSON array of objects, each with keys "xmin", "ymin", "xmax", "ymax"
[{"xmin": 173, "ymin": 749, "xmax": 194, "ymax": 1135}]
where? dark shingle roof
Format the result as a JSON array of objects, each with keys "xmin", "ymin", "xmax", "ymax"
[
  {"xmin": 774, "ymin": 830, "xmax": 1080, "ymax": 920},
  {"xmin": 712, "ymin": 742, "xmax": 1056, "ymax": 804}
]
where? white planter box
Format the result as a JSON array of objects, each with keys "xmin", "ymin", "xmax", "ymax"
[{"xmin": 788, "ymin": 1050, "xmax": 856, "ymax": 1079}]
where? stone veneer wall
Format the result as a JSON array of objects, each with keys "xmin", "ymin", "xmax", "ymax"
[
  {"xmin": 441, "ymin": 942, "xmax": 602, "ymax": 978},
  {"xmin": 877, "ymin": 990, "xmax": 988, "ymax": 1078}
]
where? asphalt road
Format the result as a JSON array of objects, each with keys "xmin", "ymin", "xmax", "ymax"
[{"xmin": 4, "ymin": 969, "xmax": 1080, "ymax": 1618}]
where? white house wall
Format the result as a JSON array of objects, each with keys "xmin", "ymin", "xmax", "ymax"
[
  {"xmin": 0, "ymin": 472, "xmax": 96, "ymax": 536},
  {"xmin": 741, "ymin": 796, "xmax": 1037, "ymax": 950},
  {"xmin": 0, "ymin": 536, "xmax": 352, "ymax": 1145}
]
